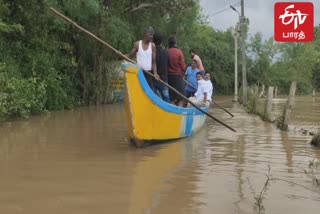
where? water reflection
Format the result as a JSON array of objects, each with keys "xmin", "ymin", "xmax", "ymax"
[{"xmin": 0, "ymin": 97, "xmax": 320, "ymax": 214}]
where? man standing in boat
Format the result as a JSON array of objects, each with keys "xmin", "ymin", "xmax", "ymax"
[
  {"xmin": 168, "ymin": 35, "xmax": 187, "ymax": 107},
  {"xmin": 153, "ymin": 31, "xmax": 170, "ymax": 103},
  {"xmin": 190, "ymin": 50, "xmax": 205, "ymax": 77},
  {"xmin": 126, "ymin": 26, "xmax": 159, "ymax": 90}
]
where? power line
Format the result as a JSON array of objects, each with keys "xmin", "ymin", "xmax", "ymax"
[{"xmin": 209, "ymin": 1, "xmax": 240, "ymax": 17}]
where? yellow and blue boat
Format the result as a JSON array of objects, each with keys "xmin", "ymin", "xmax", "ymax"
[{"xmin": 122, "ymin": 62, "xmax": 208, "ymax": 146}]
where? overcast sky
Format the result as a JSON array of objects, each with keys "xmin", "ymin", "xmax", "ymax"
[{"xmin": 200, "ymin": 0, "xmax": 320, "ymax": 40}]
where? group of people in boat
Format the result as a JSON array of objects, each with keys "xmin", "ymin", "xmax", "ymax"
[{"xmin": 126, "ymin": 26, "xmax": 213, "ymax": 108}]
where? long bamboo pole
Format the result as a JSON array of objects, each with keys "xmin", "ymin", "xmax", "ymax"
[{"xmin": 49, "ymin": 7, "xmax": 236, "ymax": 132}]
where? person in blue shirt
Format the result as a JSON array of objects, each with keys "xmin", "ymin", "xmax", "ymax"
[{"xmin": 184, "ymin": 59, "xmax": 199, "ymax": 98}]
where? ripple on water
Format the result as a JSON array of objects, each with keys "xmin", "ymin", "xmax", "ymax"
[{"xmin": 0, "ymin": 98, "xmax": 320, "ymax": 214}]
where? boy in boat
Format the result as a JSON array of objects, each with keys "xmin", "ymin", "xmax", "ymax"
[
  {"xmin": 126, "ymin": 26, "xmax": 159, "ymax": 90},
  {"xmin": 188, "ymin": 72, "xmax": 212, "ymax": 107},
  {"xmin": 153, "ymin": 31, "xmax": 170, "ymax": 103},
  {"xmin": 184, "ymin": 59, "xmax": 199, "ymax": 98}
]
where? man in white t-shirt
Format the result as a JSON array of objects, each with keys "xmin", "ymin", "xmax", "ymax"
[
  {"xmin": 188, "ymin": 72, "xmax": 211, "ymax": 107},
  {"xmin": 126, "ymin": 26, "xmax": 159, "ymax": 90},
  {"xmin": 204, "ymin": 71, "xmax": 213, "ymax": 101}
]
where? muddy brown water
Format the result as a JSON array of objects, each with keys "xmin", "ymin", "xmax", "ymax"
[{"xmin": 0, "ymin": 96, "xmax": 320, "ymax": 214}]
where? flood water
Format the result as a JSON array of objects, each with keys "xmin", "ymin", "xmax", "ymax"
[{"xmin": 0, "ymin": 96, "xmax": 320, "ymax": 214}]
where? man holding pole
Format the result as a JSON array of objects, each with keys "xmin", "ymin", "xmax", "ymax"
[
  {"xmin": 153, "ymin": 31, "xmax": 170, "ymax": 103},
  {"xmin": 49, "ymin": 7, "xmax": 237, "ymax": 133},
  {"xmin": 184, "ymin": 59, "xmax": 199, "ymax": 98},
  {"xmin": 126, "ymin": 26, "xmax": 159, "ymax": 90}
]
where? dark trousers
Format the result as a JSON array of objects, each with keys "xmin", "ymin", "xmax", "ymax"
[
  {"xmin": 143, "ymin": 70, "xmax": 154, "ymax": 91},
  {"xmin": 185, "ymin": 90, "xmax": 195, "ymax": 98}
]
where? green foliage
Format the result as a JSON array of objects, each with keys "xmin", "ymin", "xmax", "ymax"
[
  {"xmin": 248, "ymin": 34, "xmax": 277, "ymax": 86},
  {"xmin": 270, "ymin": 42, "xmax": 319, "ymax": 94},
  {"xmin": 3, "ymin": 0, "xmax": 318, "ymax": 122},
  {"xmin": 312, "ymin": 63, "xmax": 320, "ymax": 90},
  {"xmin": 178, "ymin": 24, "xmax": 235, "ymax": 94},
  {"xmin": 0, "ymin": 0, "xmax": 239, "ymax": 121},
  {"xmin": 42, "ymin": 67, "xmax": 75, "ymax": 110},
  {"xmin": 247, "ymin": 25, "xmax": 320, "ymax": 95},
  {"xmin": 0, "ymin": 64, "xmax": 46, "ymax": 119}
]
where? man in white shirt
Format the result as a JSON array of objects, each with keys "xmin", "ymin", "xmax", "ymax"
[
  {"xmin": 204, "ymin": 71, "xmax": 213, "ymax": 102},
  {"xmin": 126, "ymin": 26, "xmax": 159, "ymax": 90},
  {"xmin": 188, "ymin": 72, "xmax": 211, "ymax": 107}
]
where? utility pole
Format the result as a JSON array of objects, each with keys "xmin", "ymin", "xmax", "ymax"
[
  {"xmin": 240, "ymin": 0, "xmax": 247, "ymax": 105},
  {"xmin": 230, "ymin": 5, "xmax": 240, "ymax": 103},
  {"xmin": 233, "ymin": 30, "xmax": 238, "ymax": 102}
]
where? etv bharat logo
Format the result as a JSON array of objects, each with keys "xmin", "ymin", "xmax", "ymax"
[{"xmin": 274, "ymin": 2, "xmax": 314, "ymax": 42}]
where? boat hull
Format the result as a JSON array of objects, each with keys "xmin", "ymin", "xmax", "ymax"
[{"xmin": 122, "ymin": 62, "xmax": 208, "ymax": 141}]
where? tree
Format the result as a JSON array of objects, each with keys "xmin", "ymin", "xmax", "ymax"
[{"xmin": 247, "ymin": 33, "xmax": 277, "ymax": 87}]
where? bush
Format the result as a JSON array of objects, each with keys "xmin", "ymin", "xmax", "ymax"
[{"xmin": 0, "ymin": 69, "xmax": 46, "ymax": 120}]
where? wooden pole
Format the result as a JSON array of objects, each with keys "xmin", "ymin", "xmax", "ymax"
[
  {"xmin": 233, "ymin": 30, "xmax": 238, "ymax": 102},
  {"xmin": 274, "ymin": 86, "xmax": 278, "ymax": 98},
  {"xmin": 240, "ymin": 0, "xmax": 247, "ymax": 106},
  {"xmin": 259, "ymin": 84, "xmax": 265, "ymax": 98},
  {"xmin": 253, "ymin": 85, "xmax": 259, "ymax": 113},
  {"xmin": 265, "ymin": 86, "xmax": 274, "ymax": 121},
  {"xmin": 50, "ymin": 7, "xmax": 237, "ymax": 132},
  {"xmin": 281, "ymin": 81, "xmax": 297, "ymax": 131}
]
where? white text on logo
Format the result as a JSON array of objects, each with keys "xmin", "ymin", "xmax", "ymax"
[{"xmin": 279, "ymin": 4, "xmax": 308, "ymax": 30}]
